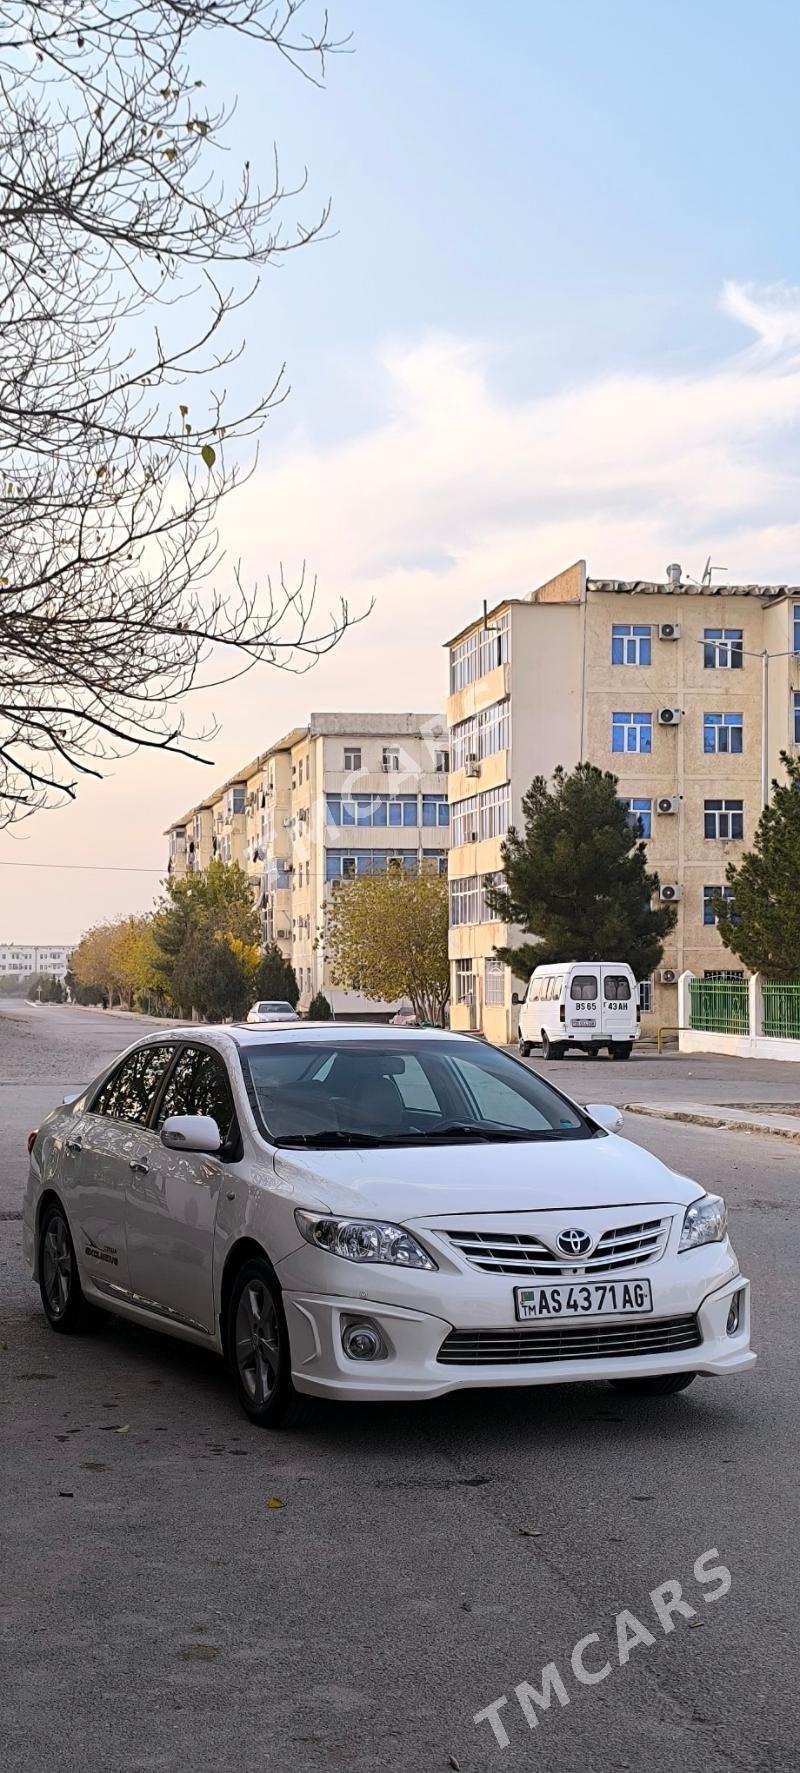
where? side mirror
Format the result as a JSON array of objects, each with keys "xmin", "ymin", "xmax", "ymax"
[
  {"xmin": 511, "ymin": 992, "xmax": 521, "ymax": 1006},
  {"xmin": 584, "ymin": 1103, "xmax": 624, "ymax": 1134},
  {"xmin": 160, "ymin": 1113, "xmax": 222, "ymax": 1155}
]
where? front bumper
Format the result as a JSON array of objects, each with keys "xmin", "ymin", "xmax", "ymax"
[{"xmin": 281, "ymin": 1267, "xmax": 754, "ymax": 1402}]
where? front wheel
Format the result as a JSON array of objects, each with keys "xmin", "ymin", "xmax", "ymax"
[
  {"xmin": 39, "ymin": 1201, "xmax": 102, "ymax": 1334},
  {"xmin": 611, "ymin": 1042, "xmax": 632, "ymax": 1061},
  {"xmin": 227, "ymin": 1256, "xmax": 303, "ymax": 1429},
  {"xmin": 610, "ymin": 1372, "xmax": 696, "ymax": 1396},
  {"xmin": 541, "ymin": 1032, "xmax": 564, "ymax": 1060},
  {"xmin": 518, "ymin": 1034, "xmax": 532, "ymax": 1058}
]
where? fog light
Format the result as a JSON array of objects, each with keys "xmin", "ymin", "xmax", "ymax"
[
  {"xmin": 726, "ymin": 1291, "xmax": 742, "ymax": 1336},
  {"xmin": 341, "ymin": 1318, "xmax": 387, "ymax": 1361}
]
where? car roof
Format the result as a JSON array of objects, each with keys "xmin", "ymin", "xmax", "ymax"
[{"xmin": 135, "ymin": 1022, "xmax": 469, "ymax": 1049}]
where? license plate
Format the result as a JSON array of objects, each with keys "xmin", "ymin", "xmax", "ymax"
[
  {"xmin": 515, "ymin": 1280, "xmax": 653, "ymax": 1320},
  {"xmin": 571, "ymin": 1018, "xmax": 596, "ymax": 1027}
]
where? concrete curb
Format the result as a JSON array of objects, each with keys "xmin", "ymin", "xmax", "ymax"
[{"xmin": 623, "ymin": 1102, "xmax": 800, "ymax": 1143}]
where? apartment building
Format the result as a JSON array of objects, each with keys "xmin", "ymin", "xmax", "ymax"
[
  {"xmin": 0, "ymin": 943, "xmax": 74, "ymax": 979},
  {"xmin": 445, "ymin": 559, "xmax": 800, "ymax": 1043},
  {"xmin": 165, "ymin": 712, "xmax": 449, "ymax": 1012}
]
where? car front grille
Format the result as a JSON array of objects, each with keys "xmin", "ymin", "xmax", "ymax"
[
  {"xmin": 444, "ymin": 1217, "xmax": 670, "ymax": 1277},
  {"xmin": 436, "ymin": 1314, "xmax": 701, "ymax": 1366}
]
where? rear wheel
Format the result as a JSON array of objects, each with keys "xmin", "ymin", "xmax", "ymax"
[
  {"xmin": 38, "ymin": 1201, "xmax": 102, "ymax": 1334},
  {"xmin": 541, "ymin": 1031, "xmax": 564, "ymax": 1060},
  {"xmin": 227, "ymin": 1256, "xmax": 304, "ymax": 1429},
  {"xmin": 610, "ymin": 1372, "xmax": 696, "ymax": 1396},
  {"xmin": 611, "ymin": 1042, "xmax": 632, "ymax": 1061}
]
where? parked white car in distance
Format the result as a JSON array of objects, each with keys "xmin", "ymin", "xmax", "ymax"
[
  {"xmin": 246, "ymin": 1000, "xmax": 299, "ymax": 1026},
  {"xmin": 23, "ymin": 1024, "xmax": 754, "ymax": 1428},
  {"xmin": 517, "ymin": 961, "xmax": 640, "ymax": 1061}
]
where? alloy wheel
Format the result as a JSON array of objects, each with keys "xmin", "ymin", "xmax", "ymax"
[
  {"xmin": 235, "ymin": 1280, "xmax": 281, "ymax": 1406},
  {"xmin": 42, "ymin": 1214, "xmax": 73, "ymax": 1318}
]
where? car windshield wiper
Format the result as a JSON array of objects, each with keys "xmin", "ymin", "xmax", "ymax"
[
  {"xmin": 392, "ymin": 1123, "xmax": 574, "ymax": 1143},
  {"xmin": 274, "ymin": 1130, "xmax": 386, "ymax": 1148}
]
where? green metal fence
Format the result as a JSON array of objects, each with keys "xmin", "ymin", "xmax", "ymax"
[
  {"xmin": 762, "ymin": 981, "xmax": 800, "ymax": 1040},
  {"xmin": 689, "ymin": 977, "xmax": 749, "ymax": 1035}
]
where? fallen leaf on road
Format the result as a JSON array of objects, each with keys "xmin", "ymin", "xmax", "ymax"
[
  {"xmin": 518, "ymin": 1527, "xmax": 543, "ymax": 1537},
  {"xmin": 266, "ymin": 1496, "xmax": 285, "ymax": 1509},
  {"xmin": 688, "ymin": 1619, "xmax": 706, "ymax": 1629},
  {"xmin": 449, "ymin": 1757, "xmax": 461, "ymax": 1770},
  {"xmin": 58, "ymin": 1490, "xmax": 74, "ymax": 1498},
  {"xmin": 115, "ymin": 1424, "xmax": 130, "ymax": 1435},
  {"xmin": 631, "ymin": 1495, "xmax": 654, "ymax": 1502}
]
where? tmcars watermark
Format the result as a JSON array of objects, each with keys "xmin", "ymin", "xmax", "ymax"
[{"xmin": 474, "ymin": 1548, "xmax": 731, "ymax": 1750}]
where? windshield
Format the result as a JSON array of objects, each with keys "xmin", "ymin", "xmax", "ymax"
[
  {"xmin": 255, "ymin": 1002, "xmax": 295, "ymax": 1014},
  {"xmin": 238, "ymin": 1037, "xmax": 594, "ymax": 1147}
]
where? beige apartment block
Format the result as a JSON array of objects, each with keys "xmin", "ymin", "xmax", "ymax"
[
  {"xmin": 164, "ymin": 712, "xmax": 449, "ymax": 1013},
  {"xmin": 446, "ymin": 560, "xmax": 800, "ymax": 1044}
]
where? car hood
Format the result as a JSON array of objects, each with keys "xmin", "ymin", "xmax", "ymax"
[{"xmin": 272, "ymin": 1133, "xmax": 705, "ymax": 1219}]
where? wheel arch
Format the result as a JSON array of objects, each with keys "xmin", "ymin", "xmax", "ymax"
[
  {"xmin": 218, "ymin": 1235, "xmax": 275, "ymax": 1353},
  {"xmin": 33, "ymin": 1187, "xmax": 67, "ymax": 1278}
]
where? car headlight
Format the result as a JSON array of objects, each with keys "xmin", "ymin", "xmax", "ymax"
[
  {"xmin": 294, "ymin": 1209, "xmax": 437, "ymax": 1270},
  {"xmin": 678, "ymin": 1193, "xmax": 727, "ymax": 1252}
]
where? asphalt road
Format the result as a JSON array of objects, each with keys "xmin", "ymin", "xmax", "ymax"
[{"xmin": 2, "ymin": 1002, "xmax": 798, "ymax": 1773}]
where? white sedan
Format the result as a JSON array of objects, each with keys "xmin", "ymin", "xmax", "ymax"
[
  {"xmin": 245, "ymin": 1000, "xmax": 299, "ymax": 1025},
  {"xmin": 23, "ymin": 1025, "xmax": 754, "ymax": 1428}
]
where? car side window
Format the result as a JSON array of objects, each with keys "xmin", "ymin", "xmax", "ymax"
[
  {"xmin": 156, "ymin": 1046, "xmax": 237, "ymax": 1145},
  {"xmin": 93, "ymin": 1045, "xmax": 175, "ymax": 1125}
]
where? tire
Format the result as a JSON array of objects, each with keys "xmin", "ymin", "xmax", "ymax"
[
  {"xmin": 589, "ymin": 1047, "xmax": 601, "ymax": 1057},
  {"xmin": 541, "ymin": 1032, "xmax": 564, "ymax": 1060},
  {"xmin": 611, "ymin": 1042, "xmax": 632, "ymax": 1062},
  {"xmin": 38, "ymin": 1200, "xmax": 102, "ymax": 1334},
  {"xmin": 518, "ymin": 1035, "xmax": 532, "ymax": 1058},
  {"xmin": 610, "ymin": 1372, "xmax": 696, "ymax": 1396},
  {"xmin": 226, "ymin": 1255, "xmax": 304, "ymax": 1429}
]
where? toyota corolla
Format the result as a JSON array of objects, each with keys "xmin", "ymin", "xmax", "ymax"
[{"xmin": 23, "ymin": 1025, "xmax": 754, "ymax": 1427}]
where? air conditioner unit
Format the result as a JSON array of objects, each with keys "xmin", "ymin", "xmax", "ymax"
[
  {"xmin": 465, "ymin": 755, "xmax": 480, "ymax": 777},
  {"xmin": 658, "ymin": 622, "xmax": 681, "ymax": 641},
  {"xmin": 659, "ymin": 883, "xmax": 682, "ymax": 902},
  {"xmin": 468, "ymin": 831, "xmax": 478, "ymax": 843},
  {"xmin": 660, "ymin": 968, "xmax": 678, "ymax": 985},
  {"xmin": 282, "ymin": 816, "xmax": 293, "ymax": 829},
  {"xmin": 658, "ymin": 706, "xmax": 682, "ymax": 726},
  {"xmin": 656, "ymin": 796, "xmax": 679, "ymax": 816}
]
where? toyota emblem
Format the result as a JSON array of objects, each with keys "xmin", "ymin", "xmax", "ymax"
[{"xmin": 556, "ymin": 1227, "xmax": 593, "ymax": 1257}]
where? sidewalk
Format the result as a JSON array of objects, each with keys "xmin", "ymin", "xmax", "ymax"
[{"xmin": 623, "ymin": 1100, "xmax": 800, "ymax": 1143}]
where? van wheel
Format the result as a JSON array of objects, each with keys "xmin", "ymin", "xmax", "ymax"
[
  {"xmin": 611, "ymin": 1042, "xmax": 632, "ymax": 1061},
  {"xmin": 518, "ymin": 1034, "xmax": 532, "ymax": 1058},
  {"xmin": 541, "ymin": 1032, "xmax": 564, "ymax": 1061}
]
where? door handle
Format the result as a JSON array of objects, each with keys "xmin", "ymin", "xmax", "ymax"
[
  {"xmin": 128, "ymin": 1158, "xmax": 149, "ymax": 1175},
  {"xmin": 65, "ymin": 1138, "xmax": 83, "ymax": 1155}
]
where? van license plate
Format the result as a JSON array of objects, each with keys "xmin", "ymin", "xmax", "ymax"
[
  {"xmin": 515, "ymin": 1281, "xmax": 653, "ymax": 1320},
  {"xmin": 571, "ymin": 1018, "xmax": 596, "ymax": 1028}
]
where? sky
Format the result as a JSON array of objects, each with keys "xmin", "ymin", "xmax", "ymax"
[{"xmin": 5, "ymin": 0, "xmax": 800, "ymax": 942}]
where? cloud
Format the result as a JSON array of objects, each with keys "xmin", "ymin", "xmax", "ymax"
[{"xmin": 8, "ymin": 278, "xmax": 800, "ymax": 939}]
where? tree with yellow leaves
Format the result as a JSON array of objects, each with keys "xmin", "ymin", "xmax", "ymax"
[{"xmin": 324, "ymin": 872, "xmax": 449, "ymax": 1025}]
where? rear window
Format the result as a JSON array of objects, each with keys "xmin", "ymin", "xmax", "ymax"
[
  {"xmin": 570, "ymin": 974, "xmax": 598, "ymax": 1001},
  {"xmin": 603, "ymin": 974, "xmax": 631, "ymax": 1000}
]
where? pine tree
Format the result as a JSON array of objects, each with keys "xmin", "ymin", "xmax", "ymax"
[
  {"xmin": 307, "ymin": 991, "xmax": 333, "ymax": 1020},
  {"xmin": 489, "ymin": 763, "xmax": 676, "ymax": 980},
  {"xmin": 714, "ymin": 750, "xmax": 800, "ymax": 976},
  {"xmin": 253, "ymin": 944, "xmax": 300, "ymax": 1008}
]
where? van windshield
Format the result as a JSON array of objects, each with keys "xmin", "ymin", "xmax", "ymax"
[{"xmin": 238, "ymin": 1037, "xmax": 596, "ymax": 1148}]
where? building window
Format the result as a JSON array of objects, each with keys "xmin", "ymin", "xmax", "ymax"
[
  {"xmin": 326, "ymin": 849, "xmax": 417, "ymax": 881},
  {"xmin": 452, "ymin": 795, "xmax": 479, "ymax": 847},
  {"xmin": 382, "ymin": 747, "xmax": 400, "ymax": 773},
  {"xmin": 703, "ymin": 628, "xmax": 743, "ymax": 669},
  {"xmin": 422, "ymin": 794, "xmax": 449, "ymax": 827},
  {"xmin": 480, "ymin": 783, "xmax": 511, "ymax": 840},
  {"xmin": 449, "ymin": 876, "xmax": 482, "ymax": 926},
  {"xmin": 704, "ymin": 712, "xmax": 743, "ymax": 754},
  {"xmin": 484, "ymin": 958, "xmax": 506, "ymax": 1006},
  {"xmin": 298, "ymin": 759, "xmax": 303, "ymax": 787},
  {"xmin": 612, "ymin": 711, "xmax": 652, "ymax": 754},
  {"xmin": 449, "ymin": 612, "xmax": 510, "ymax": 693},
  {"xmin": 704, "ymin": 799, "xmax": 744, "ymax": 840},
  {"xmin": 794, "ymin": 692, "xmax": 800, "ymax": 743},
  {"xmin": 450, "ymin": 698, "xmax": 510, "ymax": 771},
  {"xmin": 453, "ymin": 959, "xmax": 475, "ymax": 1003},
  {"xmin": 620, "ymin": 797, "xmax": 652, "ymax": 839},
  {"xmin": 435, "ymin": 748, "xmax": 449, "ymax": 772},
  {"xmin": 637, "ymin": 979, "xmax": 652, "ymax": 1013},
  {"xmin": 343, "ymin": 746, "xmax": 361, "ymax": 772},
  {"xmin": 225, "ymin": 785, "xmax": 245, "ymax": 817},
  {"xmin": 612, "ymin": 624, "xmax": 651, "ymax": 666},
  {"xmin": 703, "ymin": 885, "xmax": 737, "ymax": 926},
  {"xmin": 325, "ymin": 793, "xmax": 417, "ymax": 828}
]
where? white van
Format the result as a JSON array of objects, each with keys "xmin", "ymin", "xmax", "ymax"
[{"xmin": 516, "ymin": 961, "xmax": 639, "ymax": 1061}]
